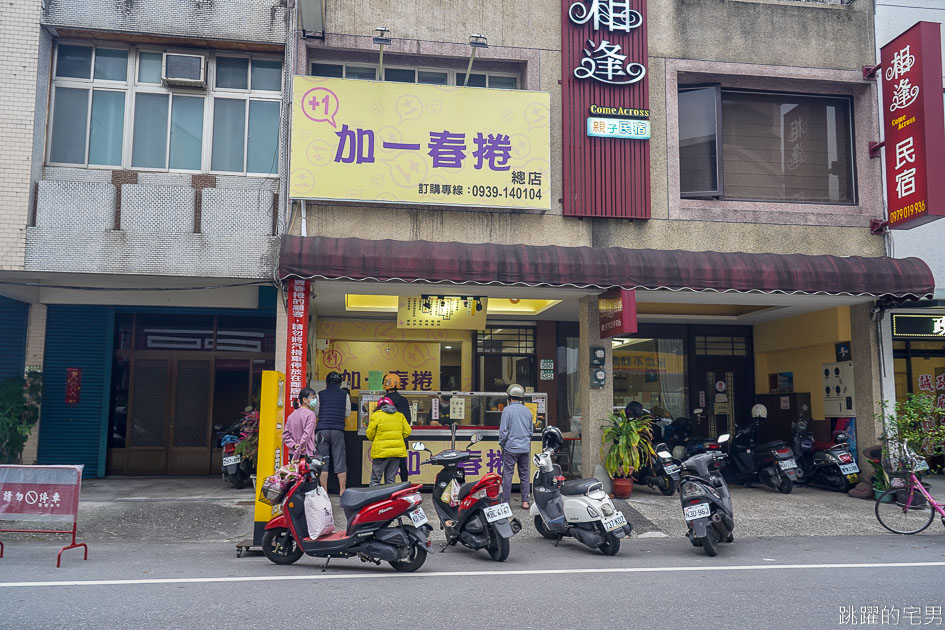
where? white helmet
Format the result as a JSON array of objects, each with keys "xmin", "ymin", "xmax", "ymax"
[
  {"xmin": 751, "ymin": 403, "xmax": 768, "ymax": 419},
  {"xmin": 506, "ymin": 383, "xmax": 525, "ymax": 398}
]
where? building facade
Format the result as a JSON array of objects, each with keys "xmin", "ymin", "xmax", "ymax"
[
  {"xmin": 0, "ymin": 0, "xmax": 291, "ymax": 475},
  {"xmin": 277, "ymin": 0, "xmax": 932, "ymax": 482},
  {"xmin": 873, "ymin": 1, "xmax": 945, "ymax": 419},
  {"xmin": 1, "ymin": 0, "xmax": 935, "ymax": 480}
]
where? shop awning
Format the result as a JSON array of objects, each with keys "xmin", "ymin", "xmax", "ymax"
[{"xmin": 279, "ymin": 235, "xmax": 935, "ymax": 299}]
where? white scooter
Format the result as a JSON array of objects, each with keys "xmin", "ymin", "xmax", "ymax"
[{"xmin": 530, "ymin": 427, "xmax": 632, "ymax": 555}]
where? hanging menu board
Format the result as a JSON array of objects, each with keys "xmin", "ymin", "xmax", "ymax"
[{"xmin": 397, "ymin": 296, "xmax": 488, "ymax": 330}]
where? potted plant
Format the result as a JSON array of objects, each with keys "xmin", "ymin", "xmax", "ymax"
[
  {"xmin": 877, "ymin": 393, "xmax": 945, "ymax": 499},
  {"xmin": 0, "ymin": 370, "xmax": 43, "ymax": 465},
  {"xmin": 601, "ymin": 410, "xmax": 654, "ymax": 499}
]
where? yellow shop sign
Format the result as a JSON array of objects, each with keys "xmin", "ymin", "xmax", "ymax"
[{"xmin": 289, "ymin": 76, "xmax": 551, "ymax": 210}]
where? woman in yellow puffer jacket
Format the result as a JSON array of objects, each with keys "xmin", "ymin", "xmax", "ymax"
[{"xmin": 366, "ymin": 396, "xmax": 412, "ymax": 486}]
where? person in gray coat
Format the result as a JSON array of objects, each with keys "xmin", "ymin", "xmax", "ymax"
[{"xmin": 498, "ymin": 383, "xmax": 534, "ymax": 508}]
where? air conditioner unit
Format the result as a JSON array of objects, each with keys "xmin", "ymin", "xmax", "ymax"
[{"xmin": 162, "ymin": 53, "xmax": 206, "ymax": 88}]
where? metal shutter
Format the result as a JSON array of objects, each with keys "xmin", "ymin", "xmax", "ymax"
[{"xmin": 37, "ymin": 306, "xmax": 113, "ymax": 477}]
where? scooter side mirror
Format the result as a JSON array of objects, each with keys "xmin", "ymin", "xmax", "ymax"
[
  {"xmin": 411, "ymin": 441, "xmax": 426, "ymax": 451},
  {"xmin": 469, "ymin": 432, "xmax": 483, "ymax": 445},
  {"xmin": 717, "ymin": 433, "xmax": 731, "ymax": 444}
]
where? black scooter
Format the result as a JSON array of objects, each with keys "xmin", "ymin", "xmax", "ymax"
[
  {"xmin": 632, "ymin": 441, "xmax": 681, "ymax": 495},
  {"xmin": 667, "ymin": 409, "xmax": 717, "ymax": 461},
  {"xmin": 679, "ymin": 434, "xmax": 734, "ymax": 557},
  {"xmin": 413, "ymin": 425, "xmax": 521, "ymax": 561},
  {"xmin": 791, "ymin": 418, "xmax": 859, "ymax": 491},
  {"xmin": 728, "ymin": 408, "xmax": 798, "ymax": 494}
]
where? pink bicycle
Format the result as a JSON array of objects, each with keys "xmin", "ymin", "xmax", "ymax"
[{"xmin": 874, "ymin": 451, "xmax": 944, "ymax": 535}]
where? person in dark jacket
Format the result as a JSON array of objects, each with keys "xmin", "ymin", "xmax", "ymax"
[
  {"xmin": 384, "ymin": 373, "xmax": 413, "ymax": 482},
  {"xmin": 316, "ymin": 371, "xmax": 351, "ymax": 494}
]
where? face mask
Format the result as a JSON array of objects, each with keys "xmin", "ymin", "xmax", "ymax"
[{"xmin": 307, "ymin": 399, "xmax": 317, "ymax": 409}]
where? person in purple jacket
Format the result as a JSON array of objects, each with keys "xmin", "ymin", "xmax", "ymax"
[{"xmin": 283, "ymin": 387, "xmax": 317, "ymax": 459}]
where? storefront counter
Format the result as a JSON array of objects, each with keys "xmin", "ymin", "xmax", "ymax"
[{"xmin": 353, "ymin": 391, "xmax": 547, "ymax": 485}]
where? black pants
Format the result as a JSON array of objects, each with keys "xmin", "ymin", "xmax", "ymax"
[{"xmin": 399, "ymin": 439, "xmax": 409, "ymax": 481}]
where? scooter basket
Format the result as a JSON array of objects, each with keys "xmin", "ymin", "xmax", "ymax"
[{"xmin": 258, "ymin": 475, "xmax": 292, "ymax": 506}]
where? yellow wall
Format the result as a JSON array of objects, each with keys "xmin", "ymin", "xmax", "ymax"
[
  {"xmin": 315, "ymin": 319, "xmax": 473, "ymax": 392},
  {"xmin": 753, "ymin": 307, "xmax": 851, "ymax": 420}
]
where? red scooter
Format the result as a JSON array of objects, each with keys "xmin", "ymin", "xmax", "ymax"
[
  {"xmin": 414, "ymin": 431, "xmax": 521, "ymax": 562},
  {"xmin": 262, "ymin": 454, "xmax": 432, "ymax": 572}
]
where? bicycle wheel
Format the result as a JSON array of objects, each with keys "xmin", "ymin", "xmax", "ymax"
[{"xmin": 875, "ymin": 488, "xmax": 935, "ymax": 535}]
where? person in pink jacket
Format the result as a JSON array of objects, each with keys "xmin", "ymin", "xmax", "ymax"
[{"xmin": 283, "ymin": 387, "xmax": 317, "ymax": 459}]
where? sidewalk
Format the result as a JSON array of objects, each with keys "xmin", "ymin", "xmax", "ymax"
[{"xmin": 3, "ymin": 473, "xmax": 943, "ymax": 545}]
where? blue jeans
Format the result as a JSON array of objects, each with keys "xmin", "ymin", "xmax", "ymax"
[{"xmin": 501, "ymin": 450, "xmax": 531, "ymax": 505}]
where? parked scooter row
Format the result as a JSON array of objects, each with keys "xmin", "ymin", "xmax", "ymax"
[{"xmin": 257, "ymin": 403, "xmax": 859, "ymax": 572}]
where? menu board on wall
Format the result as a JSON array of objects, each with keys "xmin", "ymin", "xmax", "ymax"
[{"xmin": 397, "ymin": 296, "xmax": 487, "ymax": 330}]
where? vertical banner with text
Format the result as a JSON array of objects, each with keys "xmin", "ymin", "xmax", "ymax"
[
  {"xmin": 561, "ymin": 0, "xmax": 650, "ymax": 219},
  {"xmin": 880, "ymin": 21, "xmax": 945, "ymax": 229},
  {"xmin": 284, "ymin": 279, "xmax": 310, "ymax": 418}
]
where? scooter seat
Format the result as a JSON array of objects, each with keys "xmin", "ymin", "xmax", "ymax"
[
  {"xmin": 756, "ymin": 441, "xmax": 786, "ymax": 451},
  {"xmin": 457, "ymin": 481, "xmax": 476, "ymax": 501},
  {"xmin": 340, "ymin": 482, "xmax": 412, "ymax": 512},
  {"xmin": 560, "ymin": 478, "xmax": 603, "ymax": 496}
]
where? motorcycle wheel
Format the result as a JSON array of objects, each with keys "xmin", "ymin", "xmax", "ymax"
[
  {"xmin": 487, "ymin": 526, "xmax": 510, "ymax": 562},
  {"xmin": 658, "ymin": 475, "xmax": 676, "ymax": 496},
  {"xmin": 261, "ymin": 528, "xmax": 303, "ymax": 565},
  {"xmin": 389, "ymin": 543, "xmax": 427, "ymax": 572},
  {"xmin": 726, "ymin": 531, "xmax": 735, "ymax": 543},
  {"xmin": 793, "ymin": 466, "xmax": 807, "ymax": 484},
  {"xmin": 534, "ymin": 515, "xmax": 558, "ymax": 540},
  {"xmin": 700, "ymin": 529, "xmax": 719, "ymax": 557},
  {"xmin": 777, "ymin": 475, "xmax": 794, "ymax": 494},
  {"xmin": 598, "ymin": 532, "xmax": 621, "ymax": 556},
  {"xmin": 831, "ymin": 472, "xmax": 852, "ymax": 493},
  {"xmin": 230, "ymin": 471, "xmax": 246, "ymax": 490}
]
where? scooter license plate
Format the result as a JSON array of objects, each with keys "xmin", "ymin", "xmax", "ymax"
[
  {"xmin": 683, "ymin": 503, "xmax": 711, "ymax": 521},
  {"xmin": 484, "ymin": 502, "xmax": 513, "ymax": 523},
  {"xmin": 779, "ymin": 458, "xmax": 797, "ymax": 470},
  {"xmin": 663, "ymin": 464, "xmax": 680, "ymax": 475},
  {"xmin": 602, "ymin": 511, "xmax": 627, "ymax": 532},
  {"xmin": 408, "ymin": 508, "xmax": 428, "ymax": 527},
  {"xmin": 222, "ymin": 455, "xmax": 241, "ymax": 466},
  {"xmin": 839, "ymin": 463, "xmax": 859, "ymax": 475}
]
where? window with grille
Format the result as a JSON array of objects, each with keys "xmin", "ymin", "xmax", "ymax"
[
  {"xmin": 695, "ymin": 336, "xmax": 748, "ymax": 356},
  {"xmin": 476, "ymin": 327, "xmax": 535, "ymax": 354}
]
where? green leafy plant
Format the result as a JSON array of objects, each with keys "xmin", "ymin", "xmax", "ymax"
[
  {"xmin": 0, "ymin": 371, "xmax": 43, "ymax": 464},
  {"xmin": 867, "ymin": 458, "xmax": 889, "ymax": 492},
  {"xmin": 234, "ymin": 409, "xmax": 259, "ymax": 463},
  {"xmin": 877, "ymin": 393, "xmax": 945, "ymax": 472},
  {"xmin": 601, "ymin": 411, "xmax": 654, "ymax": 478}
]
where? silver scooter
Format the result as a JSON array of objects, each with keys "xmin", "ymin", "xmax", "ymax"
[
  {"xmin": 678, "ymin": 434, "xmax": 735, "ymax": 557},
  {"xmin": 530, "ymin": 427, "xmax": 632, "ymax": 555}
]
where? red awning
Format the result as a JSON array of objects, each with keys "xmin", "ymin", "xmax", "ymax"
[{"xmin": 278, "ymin": 235, "xmax": 934, "ymax": 299}]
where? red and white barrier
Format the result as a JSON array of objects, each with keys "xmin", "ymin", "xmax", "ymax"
[{"xmin": 0, "ymin": 464, "xmax": 88, "ymax": 567}]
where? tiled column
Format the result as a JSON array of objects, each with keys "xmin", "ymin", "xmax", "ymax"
[
  {"xmin": 579, "ymin": 295, "xmax": 612, "ymax": 477},
  {"xmin": 20, "ymin": 303, "xmax": 46, "ymax": 465},
  {"xmin": 850, "ymin": 303, "xmax": 883, "ymax": 452}
]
